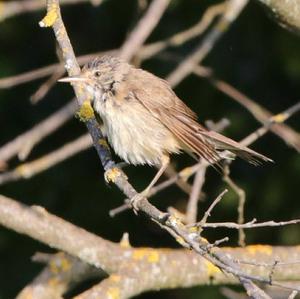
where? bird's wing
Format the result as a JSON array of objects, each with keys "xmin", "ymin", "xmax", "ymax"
[
  {"xmin": 129, "ymin": 68, "xmax": 222, "ymax": 166},
  {"xmin": 128, "ymin": 68, "xmax": 272, "ymax": 166}
]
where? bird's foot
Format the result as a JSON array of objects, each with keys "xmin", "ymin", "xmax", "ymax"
[{"xmin": 130, "ymin": 189, "xmax": 150, "ymax": 213}]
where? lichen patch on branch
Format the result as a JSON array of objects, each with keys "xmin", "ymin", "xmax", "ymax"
[
  {"xmin": 76, "ymin": 100, "xmax": 95, "ymax": 122},
  {"xmin": 49, "ymin": 254, "xmax": 72, "ymax": 274},
  {"xmin": 104, "ymin": 167, "xmax": 123, "ymax": 183},
  {"xmin": 107, "ymin": 287, "xmax": 120, "ymax": 299},
  {"xmin": 132, "ymin": 248, "xmax": 160, "ymax": 263},
  {"xmin": 39, "ymin": 3, "xmax": 58, "ymax": 27},
  {"xmin": 205, "ymin": 260, "xmax": 221, "ymax": 278},
  {"xmin": 246, "ymin": 245, "xmax": 273, "ymax": 256}
]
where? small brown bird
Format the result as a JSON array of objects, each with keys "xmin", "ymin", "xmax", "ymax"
[{"xmin": 59, "ymin": 56, "xmax": 271, "ymax": 199}]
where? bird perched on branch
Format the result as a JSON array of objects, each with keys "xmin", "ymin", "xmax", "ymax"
[{"xmin": 59, "ymin": 56, "xmax": 272, "ymax": 201}]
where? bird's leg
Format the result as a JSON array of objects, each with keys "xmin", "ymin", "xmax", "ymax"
[{"xmin": 131, "ymin": 155, "xmax": 170, "ymax": 211}]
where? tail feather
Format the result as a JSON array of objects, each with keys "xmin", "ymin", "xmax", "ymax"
[{"xmin": 200, "ymin": 130, "xmax": 273, "ymax": 165}]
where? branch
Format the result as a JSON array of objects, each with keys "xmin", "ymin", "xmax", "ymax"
[
  {"xmin": 0, "ymin": 101, "xmax": 76, "ymax": 163},
  {"xmin": 200, "ymin": 218, "xmax": 300, "ymax": 229},
  {"xmin": 139, "ymin": 1, "xmax": 227, "ymax": 60},
  {"xmin": 198, "ymin": 189, "xmax": 228, "ymax": 227},
  {"xmin": 223, "ymin": 166, "xmax": 246, "ymax": 247},
  {"xmin": 38, "ymin": 1, "xmax": 297, "ymax": 297},
  {"xmin": 185, "ymin": 162, "xmax": 207, "ymax": 224},
  {"xmin": 16, "ymin": 252, "xmax": 102, "ymax": 299},
  {"xmin": 0, "ymin": 134, "xmax": 91, "ymax": 185},
  {"xmin": 0, "ymin": 1, "xmax": 222, "ymax": 91},
  {"xmin": 167, "ymin": 0, "xmax": 249, "ymax": 87},
  {"xmin": 0, "ymin": 0, "xmax": 100, "ymax": 22},
  {"xmin": 256, "ymin": 0, "xmax": 300, "ymax": 32},
  {"xmin": 194, "ymin": 66, "xmax": 300, "ymax": 152},
  {"xmin": 0, "ymin": 193, "xmax": 299, "ymax": 298},
  {"xmin": 185, "ymin": 119, "xmax": 230, "ymax": 225},
  {"xmin": 119, "ymin": 0, "xmax": 171, "ymax": 61}
]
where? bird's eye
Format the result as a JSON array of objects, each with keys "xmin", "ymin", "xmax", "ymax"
[{"xmin": 94, "ymin": 71, "xmax": 101, "ymax": 77}]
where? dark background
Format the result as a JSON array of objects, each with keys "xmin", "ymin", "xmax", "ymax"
[{"xmin": 0, "ymin": 0, "xmax": 299, "ymax": 298}]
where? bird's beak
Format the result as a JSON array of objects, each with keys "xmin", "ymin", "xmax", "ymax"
[{"xmin": 58, "ymin": 75, "xmax": 89, "ymax": 83}]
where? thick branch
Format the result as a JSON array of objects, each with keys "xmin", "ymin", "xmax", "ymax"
[
  {"xmin": 256, "ymin": 0, "xmax": 300, "ymax": 32},
  {"xmin": 0, "ymin": 193, "xmax": 299, "ymax": 298}
]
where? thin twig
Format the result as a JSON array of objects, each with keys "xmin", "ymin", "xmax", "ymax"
[
  {"xmin": 194, "ymin": 66, "xmax": 300, "ymax": 152},
  {"xmin": 0, "ymin": 134, "xmax": 92, "ymax": 185},
  {"xmin": 223, "ymin": 166, "xmax": 246, "ymax": 247},
  {"xmin": 0, "ymin": 101, "xmax": 77, "ymax": 163},
  {"xmin": 30, "ymin": 68, "xmax": 65, "ymax": 104},
  {"xmin": 185, "ymin": 162, "xmax": 208, "ymax": 224},
  {"xmin": 109, "ymin": 162, "xmax": 204, "ymax": 217},
  {"xmin": 198, "ymin": 189, "xmax": 228, "ymax": 227},
  {"xmin": 241, "ymin": 101, "xmax": 300, "ymax": 147},
  {"xmin": 0, "ymin": 3, "xmax": 222, "ymax": 91},
  {"xmin": 185, "ymin": 118, "xmax": 230, "ymax": 225},
  {"xmin": 199, "ymin": 218, "xmax": 300, "ymax": 229},
  {"xmin": 119, "ymin": 0, "xmax": 171, "ymax": 61},
  {"xmin": 235, "ymin": 259, "xmax": 300, "ymax": 268},
  {"xmin": 167, "ymin": 0, "xmax": 249, "ymax": 87},
  {"xmin": 0, "ymin": 0, "xmax": 100, "ymax": 22},
  {"xmin": 140, "ymin": 2, "xmax": 227, "ymax": 60}
]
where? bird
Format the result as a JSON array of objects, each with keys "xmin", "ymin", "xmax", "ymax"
[{"xmin": 59, "ymin": 55, "xmax": 272, "ymax": 201}]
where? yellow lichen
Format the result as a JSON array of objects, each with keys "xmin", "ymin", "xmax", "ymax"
[
  {"xmin": 16, "ymin": 164, "xmax": 31, "ymax": 178},
  {"xmin": 216, "ymin": 20, "xmax": 229, "ymax": 32},
  {"xmin": 120, "ymin": 234, "xmax": 131, "ymax": 248},
  {"xmin": 60, "ymin": 257, "xmax": 71, "ymax": 272},
  {"xmin": 171, "ymin": 259, "xmax": 178, "ymax": 266},
  {"xmin": 107, "ymin": 287, "xmax": 120, "ymax": 299},
  {"xmin": 110, "ymin": 274, "xmax": 121, "ymax": 282},
  {"xmin": 104, "ymin": 167, "xmax": 122, "ymax": 183},
  {"xmin": 147, "ymin": 250, "xmax": 159, "ymax": 263},
  {"xmin": 39, "ymin": 4, "xmax": 58, "ymax": 27},
  {"xmin": 49, "ymin": 255, "xmax": 71, "ymax": 274},
  {"xmin": 205, "ymin": 260, "xmax": 221, "ymax": 277},
  {"xmin": 132, "ymin": 249, "xmax": 160, "ymax": 263},
  {"xmin": 76, "ymin": 100, "xmax": 95, "ymax": 122},
  {"xmin": 246, "ymin": 245, "xmax": 273, "ymax": 255},
  {"xmin": 49, "ymin": 260, "xmax": 59, "ymax": 274},
  {"xmin": 199, "ymin": 237, "xmax": 209, "ymax": 244},
  {"xmin": 175, "ymin": 236, "xmax": 186, "ymax": 246},
  {"xmin": 179, "ymin": 167, "xmax": 194, "ymax": 181},
  {"xmin": 188, "ymin": 226, "xmax": 198, "ymax": 233},
  {"xmin": 99, "ymin": 138, "xmax": 109, "ymax": 148},
  {"xmin": 272, "ymin": 113, "xmax": 288, "ymax": 123},
  {"xmin": 48, "ymin": 277, "xmax": 60, "ymax": 287}
]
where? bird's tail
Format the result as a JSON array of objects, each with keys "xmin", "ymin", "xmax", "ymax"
[{"xmin": 200, "ymin": 130, "xmax": 273, "ymax": 165}]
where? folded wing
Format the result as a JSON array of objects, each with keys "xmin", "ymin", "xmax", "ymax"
[{"xmin": 129, "ymin": 68, "xmax": 272, "ymax": 167}]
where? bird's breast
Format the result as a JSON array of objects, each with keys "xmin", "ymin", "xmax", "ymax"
[{"xmin": 93, "ymin": 95, "xmax": 181, "ymax": 165}]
